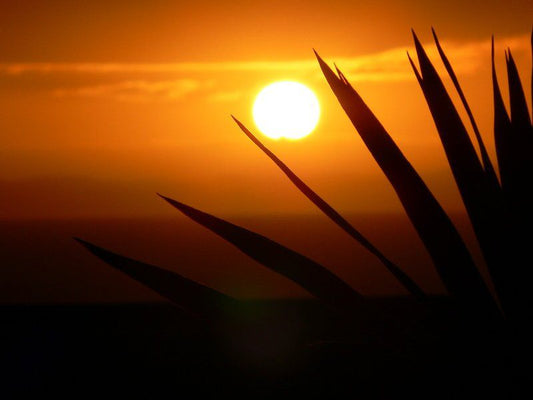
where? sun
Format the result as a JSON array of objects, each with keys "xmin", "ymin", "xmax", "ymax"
[{"xmin": 253, "ymin": 81, "xmax": 320, "ymax": 140}]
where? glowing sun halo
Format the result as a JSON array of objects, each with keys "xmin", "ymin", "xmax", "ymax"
[{"xmin": 253, "ymin": 81, "xmax": 320, "ymax": 140}]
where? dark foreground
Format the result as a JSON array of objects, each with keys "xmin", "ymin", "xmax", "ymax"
[{"xmin": 0, "ymin": 298, "xmax": 522, "ymax": 398}]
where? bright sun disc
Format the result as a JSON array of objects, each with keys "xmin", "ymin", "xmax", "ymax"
[{"xmin": 253, "ymin": 81, "xmax": 320, "ymax": 140}]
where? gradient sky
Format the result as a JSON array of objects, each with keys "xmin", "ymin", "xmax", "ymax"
[{"xmin": 1, "ymin": 0, "xmax": 532, "ymax": 219}]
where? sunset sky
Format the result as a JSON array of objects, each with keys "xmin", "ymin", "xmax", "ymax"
[
  {"xmin": 1, "ymin": 0, "xmax": 531, "ymax": 220},
  {"xmin": 0, "ymin": 1, "xmax": 532, "ymax": 303}
]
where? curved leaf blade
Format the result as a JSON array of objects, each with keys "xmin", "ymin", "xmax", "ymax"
[
  {"xmin": 505, "ymin": 49, "xmax": 533, "ymax": 210},
  {"xmin": 232, "ymin": 116, "xmax": 426, "ymax": 299},
  {"xmin": 411, "ymin": 31, "xmax": 489, "ymax": 200},
  {"xmin": 506, "ymin": 50, "xmax": 532, "ymax": 129},
  {"xmin": 158, "ymin": 194, "xmax": 364, "ymax": 314},
  {"xmin": 432, "ymin": 28, "xmax": 500, "ymax": 188},
  {"xmin": 492, "ymin": 37, "xmax": 513, "ymax": 192},
  {"xmin": 411, "ymin": 33, "xmax": 514, "ymax": 312},
  {"xmin": 75, "ymin": 237, "xmax": 239, "ymax": 320},
  {"xmin": 315, "ymin": 50, "xmax": 498, "ymax": 317}
]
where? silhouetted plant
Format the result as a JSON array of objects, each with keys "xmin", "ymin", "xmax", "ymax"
[{"xmin": 78, "ymin": 29, "xmax": 532, "ymax": 360}]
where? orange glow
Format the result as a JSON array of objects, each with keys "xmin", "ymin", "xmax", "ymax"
[
  {"xmin": 253, "ymin": 81, "xmax": 320, "ymax": 140},
  {"xmin": 0, "ymin": 1, "xmax": 532, "ymax": 219},
  {"xmin": 1, "ymin": 0, "xmax": 533, "ymax": 303}
]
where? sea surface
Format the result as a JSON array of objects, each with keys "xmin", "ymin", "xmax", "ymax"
[
  {"xmin": 0, "ymin": 214, "xmax": 516, "ymax": 397},
  {"xmin": 0, "ymin": 213, "xmax": 485, "ymax": 303}
]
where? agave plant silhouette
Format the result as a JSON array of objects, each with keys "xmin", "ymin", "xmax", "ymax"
[{"xmin": 77, "ymin": 29, "xmax": 532, "ymax": 354}]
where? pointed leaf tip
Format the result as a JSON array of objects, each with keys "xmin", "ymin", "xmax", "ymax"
[
  {"xmin": 506, "ymin": 47, "xmax": 532, "ymax": 127},
  {"xmin": 407, "ymin": 51, "xmax": 422, "ymax": 83},
  {"xmin": 73, "ymin": 237, "xmax": 86, "ymax": 246},
  {"xmin": 162, "ymin": 195, "xmax": 363, "ymax": 313},
  {"xmin": 75, "ymin": 238, "xmax": 240, "ymax": 318},
  {"xmin": 411, "ymin": 29, "xmax": 421, "ymax": 43},
  {"xmin": 160, "ymin": 194, "xmax": 181, "ymax": 206},
  {"xmin": 74, "ymin": 237, "xmax": 99, "ymax": 253},
  {"xmin": 431, "ymin": 27, "xmax": 439, "ymax": 43},
  {"xmin": 156, "ymin": 192, "xmax": 167, "ymax": 201},
  {"xmin": 234, "ymin": 120, "xmax": 426, "ymax": 298},
  {"xmin": 232, "ymin": 115, "xmax": 244, "ymax": 127},
  {"xmin": 313, "ymin": 50, "xmax": 331, "ymax": 70},
  {"xmin": 157, "ymin": 193, "xmax": 186, "ymax": 210}
]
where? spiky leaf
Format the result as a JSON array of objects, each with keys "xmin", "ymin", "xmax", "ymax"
[
  {"xmin": 233, "ymin": 116, "xmax": 426, "ymax": 299},
  {"xmin": 410, "ymin": 33, "xmax": 517, "ymax": 315},
  {"xmin": 506, "ymin": 50, "xmax": 532, "ymax": 129},
  {"xmin": 432, "ymin": 28, "xmax": 500, "ymax": 188},
  {"xmin": 158, "ymin": 194, "xmax": 364, "ymax": 314},
  {"xmin": 315, "ymin": 50, "xmax": 498, "ymax": 317},
  {"xmin": 75, "ymin": 238, "xmax": 240, "ymax": 320},
  {"xmin": 492, "ymin": 37, "xmax": 514, "ymax": 192}
]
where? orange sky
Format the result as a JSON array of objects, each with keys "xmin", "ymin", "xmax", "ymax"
[{"xmin": 1, "ymin": 0, "xmax": 532, "ymax": 219}]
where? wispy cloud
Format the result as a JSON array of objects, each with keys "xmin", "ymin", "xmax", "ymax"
[
  {"xmin": 329, "ymin": 33, "xmax": 530, "ymax": 81},
  {"xmin": 53, "ymin": 79, "xmax": 214, "ymax": 102},
  {"xmin": 2, "ymin": 34, "xmax": 529, "ymax": 103},
  {"xmin": 1, "ymin": 34, "xmax": 529, "ymax": 82},
  {"xmin": 207, "ymin": 91, "xmax": 243, "ymax": 103}
]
